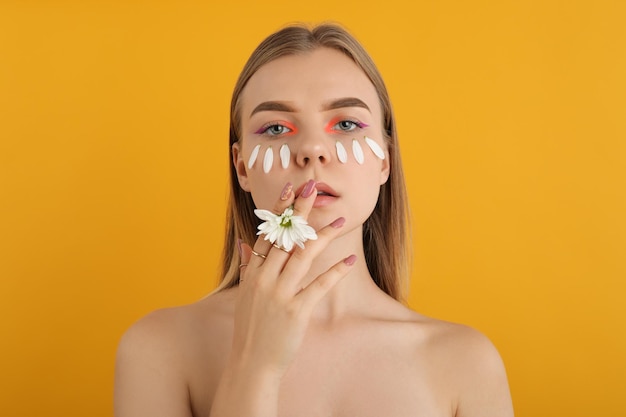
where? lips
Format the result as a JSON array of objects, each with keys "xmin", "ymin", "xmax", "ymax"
[
  {"xmin": 314, "ymin": 182, "xmax": 338, "ymax": 197},
  {"xmin": 294, "ymin": 181, "xmax": 338, "ymax": 198}
]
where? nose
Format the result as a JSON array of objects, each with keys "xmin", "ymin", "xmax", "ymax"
[{"xmin": 294, "ymin": 133, "xmax": 332, "ymax": 167}]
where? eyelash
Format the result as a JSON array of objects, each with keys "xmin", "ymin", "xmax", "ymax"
[
  {"xmin": 332, "ymin": 119, "xmax": 368, "ymax": 132},
  {"xmin": 255, "ymin": 122, "xmax": 296, "ymax": 136},
  {"xmin": 254, "ymin": 118, "xmax": 368, "ymax": 137}
]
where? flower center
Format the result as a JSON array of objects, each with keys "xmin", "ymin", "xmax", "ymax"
[{"xmin": 279, "ymin": 207, "xmax": 295, "ymax": 227}]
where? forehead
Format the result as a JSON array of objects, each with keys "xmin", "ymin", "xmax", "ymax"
[{"xmin": 240, "ymin": 47, "xmax": 381, "ymax": 115}]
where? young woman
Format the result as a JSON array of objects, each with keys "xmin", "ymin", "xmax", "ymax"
[{"xmin": 114, "ymin": 23, "xmax": 514, "ymax": 417}]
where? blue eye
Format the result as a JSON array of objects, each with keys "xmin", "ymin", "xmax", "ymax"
[
  {"xmin": 256, "ymin": 122, "xmax": 296, "ymax": 136},
  {"xmin": 266, "ymin": 125, "xmax": 290, "ymax": 135},
  {"xmin": 333, "ymin": 120, "xmax": 365, "ymax": 132}
]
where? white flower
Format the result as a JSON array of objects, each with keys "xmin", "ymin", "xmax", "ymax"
[{"xmin": 254, "ymin": 206, "xmax": 318, "ymax": 251}]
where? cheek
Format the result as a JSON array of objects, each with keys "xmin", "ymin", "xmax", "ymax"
[
  {"xmin": 361, "ymin": 161, "xmax": 386, "ymax": 200},
  {"xmin": 342, "ymin": 162, "xmax": 384, "ymax": 206},
  {"xmin": 247, "ymin": 173, "xmax": 289, "ymax": 210},
  {"xmin": 350, "ymin": 157, "xmax": 385, "ymax": 184}
]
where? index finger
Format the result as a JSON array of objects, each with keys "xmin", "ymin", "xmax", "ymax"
[
  {"xmin": 249, "ymin": 181, "xmax": 296, "ymax": 266},
  {"xmin": 252, "ymin": 178, "xmax": 317, "ymax": 264},
  {"xmin": 290, "ymin": 179, "xmax": 317, "ymax": 219}
]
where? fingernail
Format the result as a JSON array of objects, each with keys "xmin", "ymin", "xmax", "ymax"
[
  {"xmin": 301, "ymin": 179, "xmax": 316, "ymax": 198},
  {"xmin": 344, "ymin": 254, "xmax": 357, "ymax": 266},
  {"xmin": 280, "ymin": 182, "xmax": 293, "ymax": 201},
  {"xmin": 330, "ymin": 217, "xmax": 345, "ymax": 228},
  {"xmin": 237, "ymin": 238, "xmax": 243, "ymax": 256}
]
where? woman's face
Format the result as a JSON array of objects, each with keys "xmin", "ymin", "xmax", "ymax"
[{"xmin": 233, "ymin": 47, "xmax": 390, "ymax": 232}]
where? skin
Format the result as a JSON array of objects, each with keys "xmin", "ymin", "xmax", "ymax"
[{"xmin": 114, "ymin": 47, "xmax": 514, "ymax": 417}]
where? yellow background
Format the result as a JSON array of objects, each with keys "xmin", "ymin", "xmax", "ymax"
[{"xmin": 1, "ymin": 1, "xmax": 624, "ymax": 415}]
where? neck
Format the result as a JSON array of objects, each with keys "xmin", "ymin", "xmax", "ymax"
[{"xmin": 299, "ymin": 226, "xmax": 385, "ymax": 322}]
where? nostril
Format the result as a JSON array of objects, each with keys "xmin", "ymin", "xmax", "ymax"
[
  {"xmin": 301, "ymin": 156, "xmax": 326, "ymax": 165},
  {"xmin": 297, "ymin": 145, "xmax": 330, "ymax": 166}
]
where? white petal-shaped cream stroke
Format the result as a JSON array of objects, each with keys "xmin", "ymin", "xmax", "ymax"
[
  {"xmin": 335, "ymin": 141, "xmax": 348, "ymax": 163},
  {"xmin": 364, "ymin": 136, "xmax": 385, "ymax": 160},
  {"xmin": 352, "ymin": 139, "xmax": 364, "ymax": 164},
  {"xmin": 279, "ymin": 143, "xmax": 290, "ymax": 169},
  {"xmin": 263, "ymin": 146, "xmax": 273, "ymax": 173},
  {"xmin": 247, "ymin": 144, "xmax": 261, "ymax": 169}
]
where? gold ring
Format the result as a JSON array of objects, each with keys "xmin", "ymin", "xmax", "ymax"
[
  {"xmin": 239, "ymin": 263, "xmax": 248, "ymax": 269},
  {"xmin": 272, "ymin": 244, "xmax": 291, "ymax": 253},
  {"xmin": 250, "ymin": 249, "xmax": 267, "ymax": 259}
]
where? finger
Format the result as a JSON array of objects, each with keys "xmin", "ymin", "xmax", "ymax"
[
  {"xmin": 259, "ymin": 178, "xmax": 321, "ymax": 277},
  {"xmin": 269, "ymin": 178, "xmax": 317, "ymax": 252},
  {"xmin": 236, "ymin": 241, "xmax": 253, "ymax": 284},
  {"xmin": 278, "ymin": 216, "xmax": 346, "ymax": 291},
  {"xmin": 252, "ymin": 182, "xmax": 295, "ymax": 256},
  {"xmin": 239, "ymin": 239, "xmax": 252, "ymax": 265},
  {"xmin": 263, "ymin": 178, "xmax": 316, "ymax": 261},
  {"xmin": 297, "ymin": 254, "xmax": 357, "ymax": 311},
  {"xmin": 242, "ymin": 241, "xmax": 266, "ymax": 270},
  {"xmin": 275, "ymin": 181, "xmax": 295, "ymax": 213},
  {"xmin": 290, "ymin": 179, "xmax": 316, "ymax": 218}
]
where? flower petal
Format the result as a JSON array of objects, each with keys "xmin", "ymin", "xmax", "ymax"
[
  {"xmin": 280, "ymin": 143, "xmax": 290, "ymax": 169},
  {"xmin": 254, "ymin": 209, "xmax": 278, "ymax": 221},
  {"xmin": 263, "ymin": 146, "xmax": 273, "ymax": 173},
  {"xmin": 247, "ymin": 144, "xmax": 261, "ymax": 169},
  {"xmin": 279, "ymin": 232, "xmax": 294, "ymax": 252},
  {"xmin": 336, "ymin": 141, "xmax": 348, "ymax": 163},
  {"xmin": 254, "ymin": 206, "xmax": 317, "ymax": 250},
  {"xmin": 352, "ymin": 139, "xmax": 364, "ymax": 164},
  {"xmin": 365, "ymin": 136, "xmax": 385, "ymax": 160}
]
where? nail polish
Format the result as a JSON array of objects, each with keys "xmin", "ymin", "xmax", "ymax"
[
  {"xmin": 344, "ymin": 254, "xmax": 357, "ymax": 266},
  {"xmin": 237, "ymin": 238, "xmax": 243, "ymax": 256},
  {"xmin": 330, "ymin": 217, "xmax": 345, "ymax": 228},
  {"xmin": 280, "ymin": 182, "xmax": 293, "ymax": 201},
  {"xmin": 301, "ymin": 179, "xmax": 316, "ymax": 198}
]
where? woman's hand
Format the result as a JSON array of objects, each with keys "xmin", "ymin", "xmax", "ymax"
[
  {"xmin": 210, "ymin": 179, "xmax": 355, "ymax": 416},
  {"xmin": 234, "ymin": 179, "xmax": 354, "ymax": 376}
]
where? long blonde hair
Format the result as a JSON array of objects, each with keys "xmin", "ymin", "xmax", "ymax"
[{"xmin": 215, "ymin": 23, "xmax": 411, "ymax": 301}]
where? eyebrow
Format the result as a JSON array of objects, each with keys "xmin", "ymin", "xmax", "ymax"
[
  {"xmin": 322, "ymin": 97, "xmax": 370, "ymax": 112},
  {"xmin": 250, "ymin": 101, "xmax": 297, "ymax": 117},
  {"xmin": 249, "ymin": 97, "xmax": 370, "ymax": 118}
]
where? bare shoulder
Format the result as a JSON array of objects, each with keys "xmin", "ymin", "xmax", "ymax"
[
  {"xmin": 114, "ymin": 290, "xmax": 237, "ymax": 417},
  {"xmin": 420, "ymin": 315, "xmax": 504, "ymax": 365},
  {"xmin": 406, "ymin": 312, "xmax": 514, "ymax": 417},
  {"xmin": 116, "ymin": 289, "xmax": 235, "ymax": 361},
  {"xmin": 369, "ymin": 300, "xmax": 508, "ymax": 372}
]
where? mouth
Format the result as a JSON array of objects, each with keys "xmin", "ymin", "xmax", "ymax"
[
  {"xmin": 312, "ymin": 183, "xmax": 338, "ymax": 209},
  {"xmin": 294, "ymin": 181, "xmax": 339, "ymax": 198}
]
